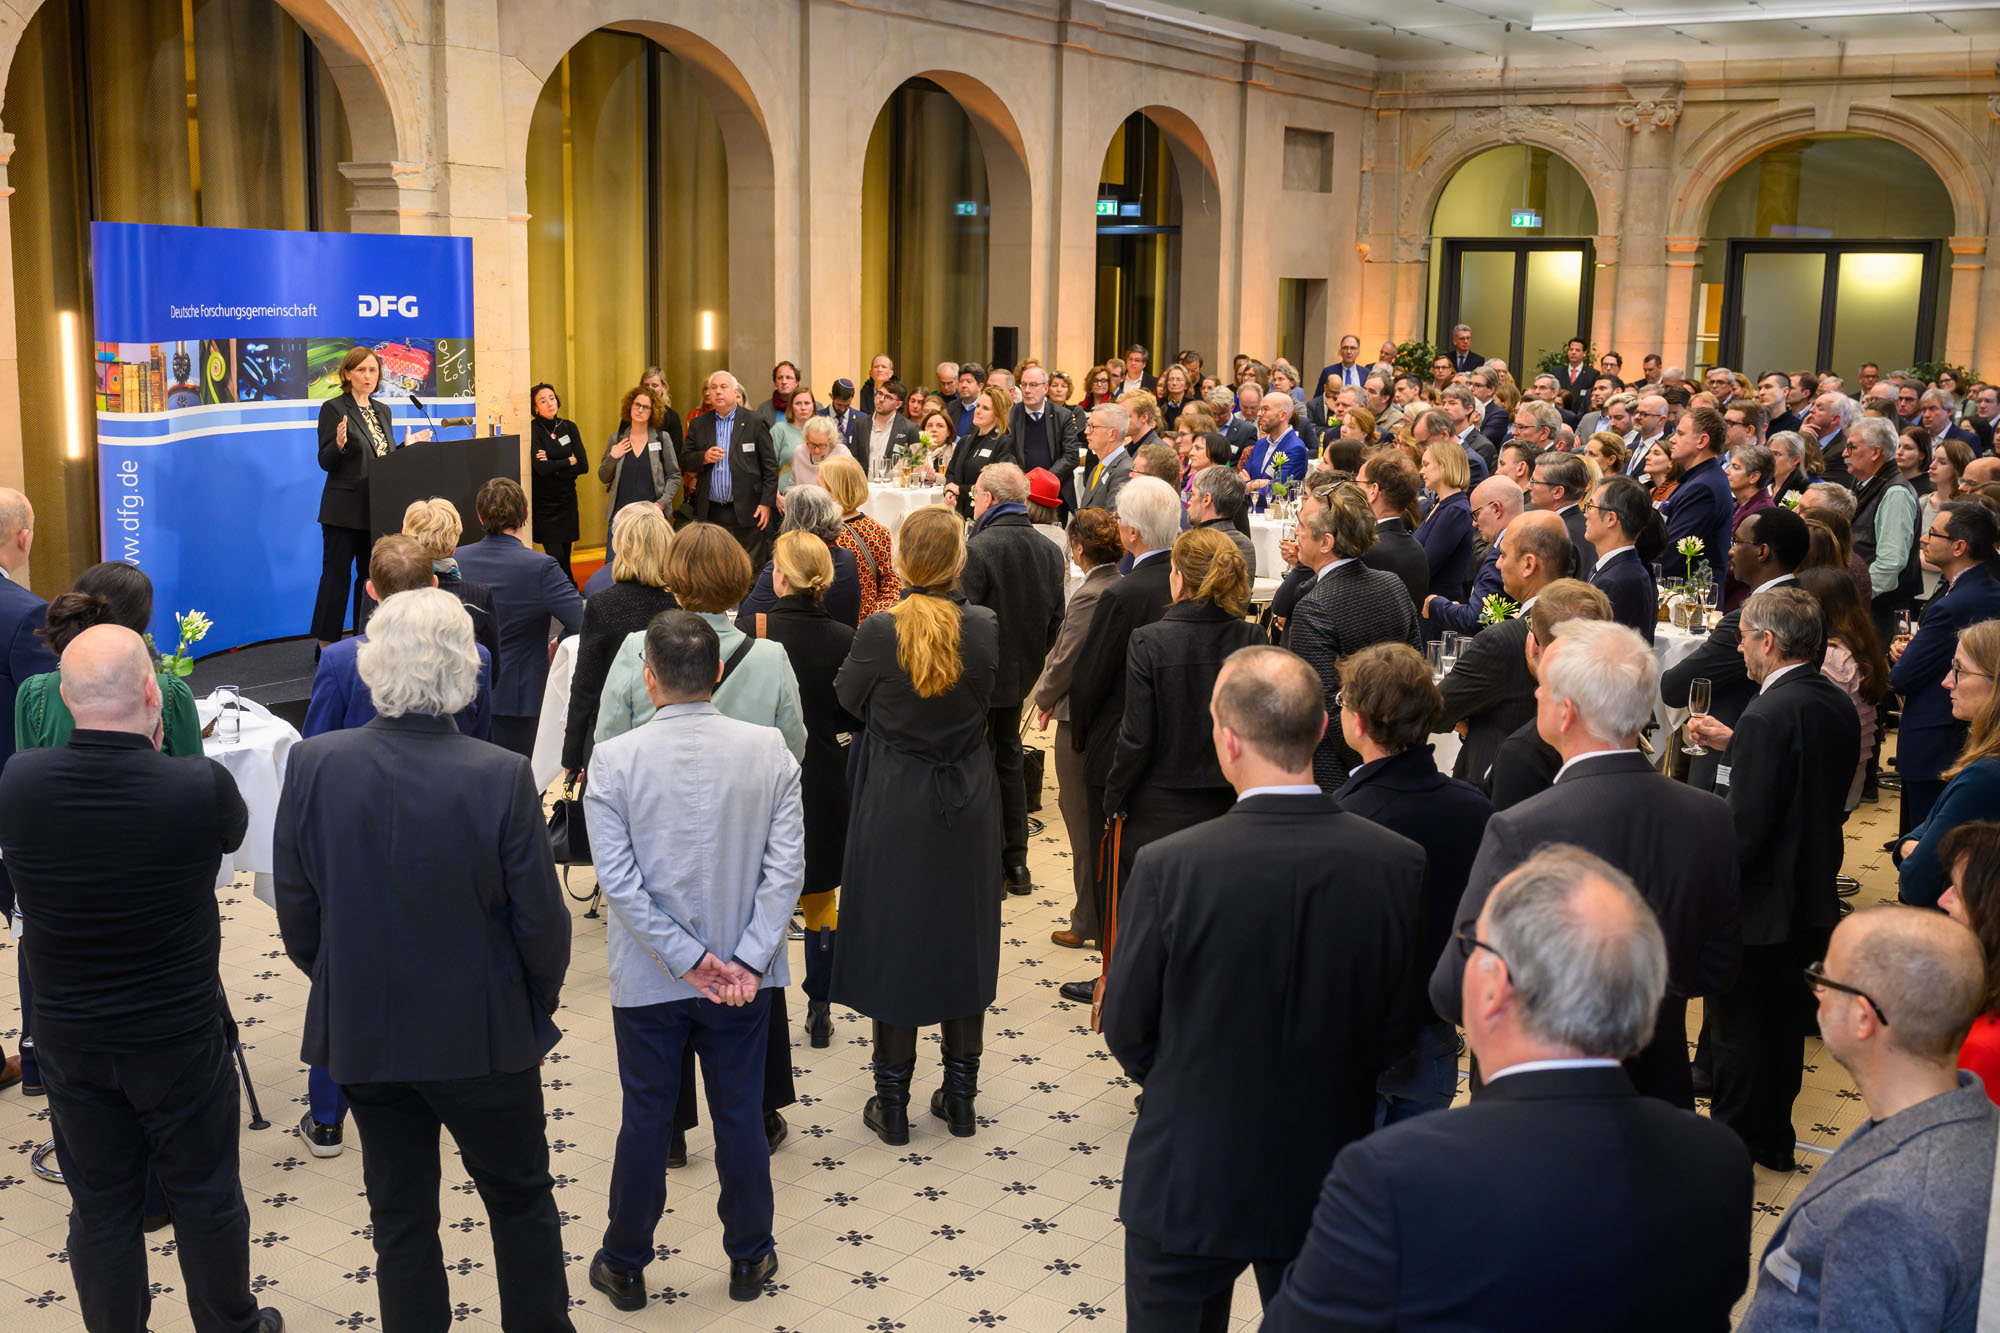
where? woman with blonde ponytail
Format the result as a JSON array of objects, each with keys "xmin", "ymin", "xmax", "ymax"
[
  {"xmin": 1102, "ymin": 527, "xmax": 1263, "ymax": 883},
  {"xmin": 831, "ymin": 505, "xmax": 1003, "ymax": 1146}
]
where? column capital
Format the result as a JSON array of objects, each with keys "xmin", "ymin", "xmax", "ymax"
[
  {"xmin": 1615, "ymin": 99, "xmax": 1682, "ymax": 132},
  {"xmin": 1988, "ymin": 93, "xmax": 2000, "ymax": 121}
]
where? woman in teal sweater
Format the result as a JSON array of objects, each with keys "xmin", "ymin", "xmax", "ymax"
[{"xmin": 14, "ymin": 561, "xmax": 203, "ymax": 755}]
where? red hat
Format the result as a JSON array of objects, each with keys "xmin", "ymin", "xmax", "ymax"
[{"xmin": 1027, "ymin": 467, "xmax": 1061, "ymax": 509}]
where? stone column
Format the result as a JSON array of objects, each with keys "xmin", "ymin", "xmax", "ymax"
[
  {"xmin": 1948, "ymin": 237, "xmax": 1985, "ymax": 370},
  {"xmin": 0, "ymin": 129, "xmax": 24, "ymax": 491},
  {"xmin": 1661, "ymin": 236, "xmax": 1705, "ymax": 371},
  {"xmin": 1609, "ymin": 86, "xmax": 1681, "ymax": 369}
]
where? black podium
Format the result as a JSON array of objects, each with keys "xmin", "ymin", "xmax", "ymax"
[{"xmin": 369, "ymin": 434, "xmax": 521, "ymax": 541}]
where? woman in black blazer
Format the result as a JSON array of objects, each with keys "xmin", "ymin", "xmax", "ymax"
[
  {"xmin": 313, "ymin": 346, "xmax": 430, "ymax": 644},
  {"xmin": 944, "ymin": 385, "xmax": 1021, "ymax": 519},
  {"xmin": 559, "ymin": 504, "xmax": 677, "ymax": 779},
  {"xmin": 755, "ymin": 532, "xmax": 859, "ymax": 1047},
  {"xmin": 527, "ymin": 381, "xmax": 587, "ymax": 581},
  {"xmin": 1103, "ymin": 527, "xmax": 1262, "ymax": 881}
]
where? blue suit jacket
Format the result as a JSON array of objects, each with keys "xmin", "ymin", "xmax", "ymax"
[
  {"xmin": 1242, "ymin": 430, "xmax": 1308, "ymax": 487},
  {"xmin": 1590, "ymin": 547, "xmax": 1657, "ymax": 644},
  {"xmin": 0, "ymin": 574, "xmax": 56, "ymax": 767},
  {"xmin": 303, "ymin": 636, "xmax": 493, "ymax": 741},
  {"xmin": 1889, "ymin": 564, "xmax": 2000, "ymax": 782},
  {"xmin": 452, "ymin": 533, "xmax": 585, "ymax": 717},
  {"xmin": 1663, "ymin": 455, "xmax": 1734, "ymax": 586},
  {"xmin": 1425, "ymin": 536, "xmax": 1501, "ymax": 639}
]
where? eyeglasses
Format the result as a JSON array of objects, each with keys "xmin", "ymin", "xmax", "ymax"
[
  {"xmin": 1803, "ymin": 959, "xmax": 1889, "ymax": 1025},
  {"xmin": 1948, "ymin": 662, "xmax": 1996, "ymax": 683},
  {"xmin": 1579, "ymin": 500, "xmax": 1603, "ymax": 514},
  {"xmin": 1923, "ymin": 528, "xmax": 1953, "ymax": 543},
  {"xmin": 1453, "ymin": 919, "xmax": 1506, "ymax": 968}
]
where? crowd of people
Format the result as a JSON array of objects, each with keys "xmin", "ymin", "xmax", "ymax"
[{"xmin": 5, "ymin": 329, "xmax": 2000, "ymax": 1331}]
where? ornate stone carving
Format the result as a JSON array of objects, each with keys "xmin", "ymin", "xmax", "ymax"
[
  {"xmin": 1987, "ymin": 92, "xmax": 2000, "ymax": 122},
  {"xmin": 1616, "ymin": 99, "xmax": 1682, "ymax": 132}
]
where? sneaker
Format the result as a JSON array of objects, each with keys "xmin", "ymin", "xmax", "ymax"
[{"xmin": 296, "ymin": 1112, "xmax": 343, "ymax": 1159}]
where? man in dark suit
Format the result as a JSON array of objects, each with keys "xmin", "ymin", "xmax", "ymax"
[
  {"xmin": 752, "ymin": 361, "xmax": 798, "ymax": 428},
  {"xmin": 0, "ymin": 626, "xmax": 280, "ymax": 1333},
  {"xmin": 1056, "ymin": 477, "xmax": 1179, "ymax": 1008},
  {"xmin": 1334, "ymin": 642, "xmax": 1492, "ymax": 1121},
  {"xmin": 274, "ymin": 589, "xmax": 574, "ymax": 1333},
  {"xmin": 1077, "ymin": 402, "xmax": 1134, "ymax": 512},
  {"xmin": 1919, "ymin": 389, "xmax": 1982, "ymax": 456},
  {"xmin": 1553, "ymin": 336, "xmax": 1598, "ymax": 403},
  {"xmin": 1358, "ymin": 452, "xmax": 1430, "ymax": 606},
  {"xmin": 1433, "ymin": 620, "xmax": 1742, "ymax": 1108},
  {"xmin": 1437, "ymin": 511, "xmax": 1569, "ymax": 792},
  {"xmin": 1471, "ymin": 369, "xmax": 1511, "ymax": 447},
  {"xmin": 1585, "ymin": 475, "xmax": 1661, "ymax": 644},
  {"xmin": 1969, "ymin": 383, "xmax": 1998, "ymax": 454},
  {"xmin": 1271, "ymin": 847, "xmax": 1752, "ymax": 1331},
  {"xmin": 1660, "ymin": 507, "xmax": 1808, "ymax": 793},
  {"xmin": 1283, "ymin": 484, "xmax": 1421, "ymax": 788},
  {"xmin": 689, "ymin": 370, "xmax": 779, "ymax": 563},
  {"xmin": 1485, "ymin": 580, "xmax": 1613, "ymax": 813},
  {"xmin": 452, "ymin": 477, "xmax": 585, "ymax": 757},
  {"xmin": 1888, "ymin": 500, "xmax": 2000, "ymax": 835},
  {"xmin": 1686, "ymin": 587, "xmax": 1859, "ymax": 1171},
  {"xmin": 0, "ymin": 487, "xmax": 54, "ymax": 1092},
  {"xmin": 1313, "ymin": 334, "xmax": 1368, "ymax": 394},
  {"xmin": 1009, "ymin": 366, "xmax": 1082, "ymax": 512},
  {"xmin": 1529, "ymin": 448, "xmax": 1594, "ymax": 576},
  {"xmin": 1105, "ymin": 644, "xmax": 1424, "ymax": 1331},
  {"xmin": 1447, "ymin": 324, "xmax": 1482, "ymax": 374},
  {"xmin": 1663, "ymin": 404, "xmax": 1736, "ymax": 585},
  {"xmin": 1223, "ymin": 382, "xmax": 1260, "ymax": 456},
  {"xmin": 852, "ymin": 377, "xmax": 920, "ymax": 478},
  {"xmin": 1117, "ymin": 343, "xmax": 1157, "ymax": 395},
  {"xmin": 963, "ymin": 464, "xmax": 1067, "ymax": 896}
]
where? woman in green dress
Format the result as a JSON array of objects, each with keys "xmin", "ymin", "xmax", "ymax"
[{"xmin": 15, "ymin": 561, "xmax": 203, "ymax": 755}]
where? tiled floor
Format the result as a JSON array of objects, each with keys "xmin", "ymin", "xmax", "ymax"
[{"xmin": 0, "ymin": 757, "xmax": 1900, "ymax": 1331}]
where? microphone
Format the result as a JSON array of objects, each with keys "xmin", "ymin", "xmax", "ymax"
[
  {"xmin": 439, "ymin": 416, "xmax": 476, "ymax": 429},
  {"xmin": 408, "ymin": 393, "xmax": 439, "ymax": 437}
]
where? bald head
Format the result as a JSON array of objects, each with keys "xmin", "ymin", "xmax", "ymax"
[
  {"xmin": 58, "ymin": 625, "xmax": 161, "ymax": 737},
  {"xmin": 1964, "ymin": 456, "xmax": 2000, "ymax": 487},
  {"xmin": 1211, "ymin": 645, "xmax": 1328, "ymax": 776},
  {"xmin": 1507, "ymin": 509, "xmax": 1574, "ymax": 589},
  {"xmin": 1836, "ymin": 905, "xmax": 1986, "ymax": 1063},
  {"xmin": 1469, "ymin": 476, "xmax": 1525, "ymax": 542},
  {"xmin": 0, "ymin": 487, "xmax": 33, "ymax": 576}
]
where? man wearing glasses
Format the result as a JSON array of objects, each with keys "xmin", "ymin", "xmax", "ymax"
[
  {"xmin": 1684, "ymin": 587, "xmax": 1861, "ymax": 1172},
  {"xmin": 1625, "ymin": 394, "xmax": 1670, "ymax": 476},
  {"xmin": 1888, "ymin": 500, "xmax": 2000, "ymax": 834},
  {"xmin": 1739, "ymin": 906, "xmax": 1993, "ymax": 1332}
]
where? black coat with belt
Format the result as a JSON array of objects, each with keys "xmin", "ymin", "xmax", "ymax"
[
  {"xmin": 830, "ymin": 596, "xmax": 1002, "ymax": 1027},
  {"xmin": 560, "ymin": 580, "xmax": 678, "ymax": 774},
  {"xmin": 316, "ymin": 392, "xmax": 397, "ymax": 531},
  {"xmin": 1103, "ymin": 792, "xmax": 1424, "ymax": 1261},
  {"xmin": 273, "ymin": 714, "xmax": 573, "ymax": 1083},
  {"xmin": 760, "ymin": 594, "xmax": 859, "ymax": 899},
  {"xmin": 1067, "ymin": 554, "xmax": 1175, "ymax": 787},
  {"xmin": 689, "ymin": 409, "xmax": 778, "ymax": 526},
  {"xmin": 1437, "ymin": 616, "xmax": 1536, "ymax": 792},
  {"xmin": 1723, "ymin": 666, "xmax": 1861, "ymax": 946},
  {"xmin": 1285, "ymin": 561, "xmax": 1422, "ymax": 789},
  {"xmin": 1261, "ymin": 1065, "xmax": 1751, "ymax": 1332},
  {"xmin": 961, "ymin": 508, "xmax": 1067, "ymax": 707},
  {"xmin": 1104, "ymin": 600, "xmax": 1266, "ymax": 815},
  {"xmin": 529, "ymin": 414, "xmax": 588, "ymax": 545},
  {"xmin": 945, "ymin": 429, "xmax": 1023, "ymax": 518}
]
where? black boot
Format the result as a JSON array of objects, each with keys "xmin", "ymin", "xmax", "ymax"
[
  {"xmin": 864, "ymin": 1022, "xmax": 918, "ymax": 1146},
  {"xmin": 802, "ymin": 927, "xmax": 835, "ymax": 1049},
  {"xmin": 930, "ymin": 1014, "xmax": 983, "ymax": 1137}
]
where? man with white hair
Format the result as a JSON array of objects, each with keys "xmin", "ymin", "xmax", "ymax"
[
  {"xmin": 1056, "ymin": 476, "xmax": 1181, "ymax": 1009},
  {"xmin": 0, "ymin": 624, "xmax": 278, "ymax": 1333},
  {"xmin": 275, "ymin": 589, "xmax": 574, "ymax": 1332},
  {"xmin": 1802, "ymin": 390, "xmax": 1858, "ymax": 482},
  {"xmin": 1432, "ymin": 619, "xmax": 1742, "ymax": 1108},
  {"xmin": 688, "ymin": 369, "xmax": 779, "ymax": 563},
  {"xmin": 1079, "ymin": 401, "xmax": 1133, "ymax": 510},
  {"xmin": 1920, "ymin": 387, "xmax": 1981, "ymax": 454},
  {"xmin": 1625, "ymin": 393, "xmax": 1670, "ymax": 476},
  {"xmin": 1269, "ymin": 845, "xmax": 1750, "ymax": 1331},
  {"xmin": 1844, "ymin": 414, "xmax": 1924, "ymax": 644}
]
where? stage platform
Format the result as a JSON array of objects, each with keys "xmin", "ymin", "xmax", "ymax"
[{"xmin": 188, "ymin": 636, "xmax": 319, "ymax": 731}]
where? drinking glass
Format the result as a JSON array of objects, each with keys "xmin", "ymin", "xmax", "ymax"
[
  {"xmin": 1426, "ymin": 642, "xmax": 1443, "ymax": 683},
  {"xmin": 214, "ymin": 685, "xmax": 242, "ymax": 745},
  {"xmin": 1895, "ymin": 609, "xmax": 1915, "ymax": 640},
  {"xmin": 1682, "ymin": 677, "xmax": 1712, "ymax": 756}
]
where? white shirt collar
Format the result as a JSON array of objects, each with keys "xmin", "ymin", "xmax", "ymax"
[
  {"xmin": 1760, "ymin": 661, "xmax": 1809, "ymax": 694},
  {"xmin": 1237, "ymin": 784, "xmax": 1321, "ymax": 801},
  {"xmin": 1553, "ymin": 747, "xmax": 1633, "ymax": 783},
  {"xmin": 1517, "ymin": 593, "xmax": 1539, "ymax": 617},
  {"xmin": 1484, "ymin": 1058, "xmax": 1622, "ymax": 1084},
  {"xmin": 1593, "ymin": 545, "xmax": 1635, "ymax": 572},
  {"xmin": 1753, "ymin": 573, "xmax": 1793, "ymax": 595},
  {"xmin": 1129, "ymin": 548, "xmax": 1167, "ymax": 567}
]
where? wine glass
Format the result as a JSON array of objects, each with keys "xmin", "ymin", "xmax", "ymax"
[
  {"xmin": 1682, "ymin": 677, "xmax": 1713, "ymax": 756},
  {"xmin": 1426, "ymin": 642, "xmax": 1443, "ymax": 683},
  {"xmin": 1895, "ymin": 609, "xmax": 1915, "ymax": 640}
]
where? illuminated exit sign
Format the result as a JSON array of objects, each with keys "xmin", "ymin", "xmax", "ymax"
[
  {"xmin": 1510, "ymin": 210, "xmax": 1542, "ymax": 228},
  {"xmin": 1095, "ymin": 199, "xmax": 1117, "ymax": 216}
]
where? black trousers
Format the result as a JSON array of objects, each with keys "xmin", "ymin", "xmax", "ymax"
[
  {"xmin": 1710, "ymin": 932, "xmax": 1827, "ymax": 1164},
  {"xmin": 489, "ymin": 714, "xmax": 537, "ymax": 759},
  {"xmin": 1124, "ymin": 1228, "xmax": 1287, "ymax": 1333},
  {"xmin": 709, "ymin": 509, "xmax": 769, "ymax": 569},
  {"xmin": 312, "ymin": 523, "xmax": 371, "ymax": 641},
  {"xmin": 1624, "ymin": 996, "xmax": 1694, "ymax": 1109},
  {"xmin": 39, "ymin": 1019, "xmax": 260, "ymax": 1333},
  {"xmin": 987, "ymin": 701, "xmax": 1028, "ymax": 866},
  {"xmin": 345, "ymin": 1067, "xmax": 574, "ymax": 1333},
  {"xmin": 542, "ymin": 539, "xmax": 573, "ymax": 584}
]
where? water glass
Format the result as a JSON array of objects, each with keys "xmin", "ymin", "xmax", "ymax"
[
  {"xmin": 214, "ymin": 685, "xmax": 242, "ymax": 745},
  {"xmin": 1426, "ymin": 642, "xmax": 1443, "ymax": 682}
]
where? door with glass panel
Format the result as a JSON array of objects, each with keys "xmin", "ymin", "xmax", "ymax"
[
  {"xmin": 1718, "ymin": 240, "xmax": 1942, "ymax": 374},
  {"xmin": 1436, "ymin": 240, "xmax": 1594, "ymax": 373}
]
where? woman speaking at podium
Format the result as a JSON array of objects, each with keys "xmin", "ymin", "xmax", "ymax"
[{"xmin": 313, "ymin": 347, "xmax": 432, "ymax": 646}]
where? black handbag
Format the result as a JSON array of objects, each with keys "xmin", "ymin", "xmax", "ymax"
[{"xmin": 548, "ymin": 781, "xmax": 591, "ymax": 866}]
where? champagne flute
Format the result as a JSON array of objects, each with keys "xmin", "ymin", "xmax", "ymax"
[{"xmin": 1682, "ymin": 677, "xmax": 1713, "ymax": 756}]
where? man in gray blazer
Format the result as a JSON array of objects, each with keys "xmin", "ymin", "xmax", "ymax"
[
  {"xmin": 1078, "ymin": 401, "xmax": 1133, "ymax": 512},
  {"xmin": 1740, "ymin": 905, "xmax": 1995, "ymax": 1332},
  {"xmin": 584, "ymin": 611, "xmax": 804, "ymax": 1312}
]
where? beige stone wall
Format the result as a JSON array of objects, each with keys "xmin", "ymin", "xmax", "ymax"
[{"xmin": 0, "ymin": 0, "xmax": 1995, "ymax": 506}]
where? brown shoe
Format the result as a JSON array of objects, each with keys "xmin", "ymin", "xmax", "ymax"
[
  {"xmin": 1050, "ymin": 930, "xmax": 1095, "ymax": 949},
  {"xmin": 0, "ymin": 1056, "xmax": 20, "ymax": 1092}
]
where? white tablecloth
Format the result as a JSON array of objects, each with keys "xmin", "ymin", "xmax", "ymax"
[
  {"xmin": 532, "ymin": 636, "xmax": 580, "ymax": 792},
  {"xmin": 1249, "ymin": 516, "xmax": 1286, "ymax": 583},
  {"xmin": 862, "ymin": 485, "xmax": 947, "ymax": 547},
  {"xmin": 200, "ymin": 693, "xmax": 300, "ymax": 900}
]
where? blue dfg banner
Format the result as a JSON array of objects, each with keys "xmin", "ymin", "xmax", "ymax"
[{"xmin": 90, "ymin": 222, "xmax": 474, "ymax": 653}]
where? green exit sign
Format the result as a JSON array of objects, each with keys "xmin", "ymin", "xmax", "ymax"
[
  {"xmin": 1510, "ymin": 210, "xmax": 1543, "ymax": 228},
  {"xmin": 1096, "ymin": 199, "xmax": 1117, "ymax": 216},
  {"xmin": 954, "ymin": 201, "xmax": 978, "ymax": 217}
]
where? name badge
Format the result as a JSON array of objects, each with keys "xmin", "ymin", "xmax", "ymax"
[
  {"xmin": 557, "ymin": 434, "xmax": 571, "ymax": 446},
  {"xmin": 741, "ymin": 440, "xmax": 755, "ymax": 452},
  {"xmin": 648, "ymin": 439, "xmax": 661, "ymax": 453},
  {"xmin": 1762, "ymin": 1243, "xmax": 1802, "ymax": 1293},
  {"xmin": 1714, "ymin": 764, "xmax": 1732, "ymax": 788},
  {"xmin": 977, "ymin": 449, "xmax": 993, "ymax": 459}
]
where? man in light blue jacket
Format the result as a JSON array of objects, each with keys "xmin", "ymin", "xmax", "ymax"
[{"xmin": 582, "ymin": 611, "xmax": 804, "ymax": 1312}]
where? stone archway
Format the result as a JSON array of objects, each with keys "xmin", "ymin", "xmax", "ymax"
[{"xmin": 1092, "ymin": 103, "xmax": 1226, "ymax": 376}]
